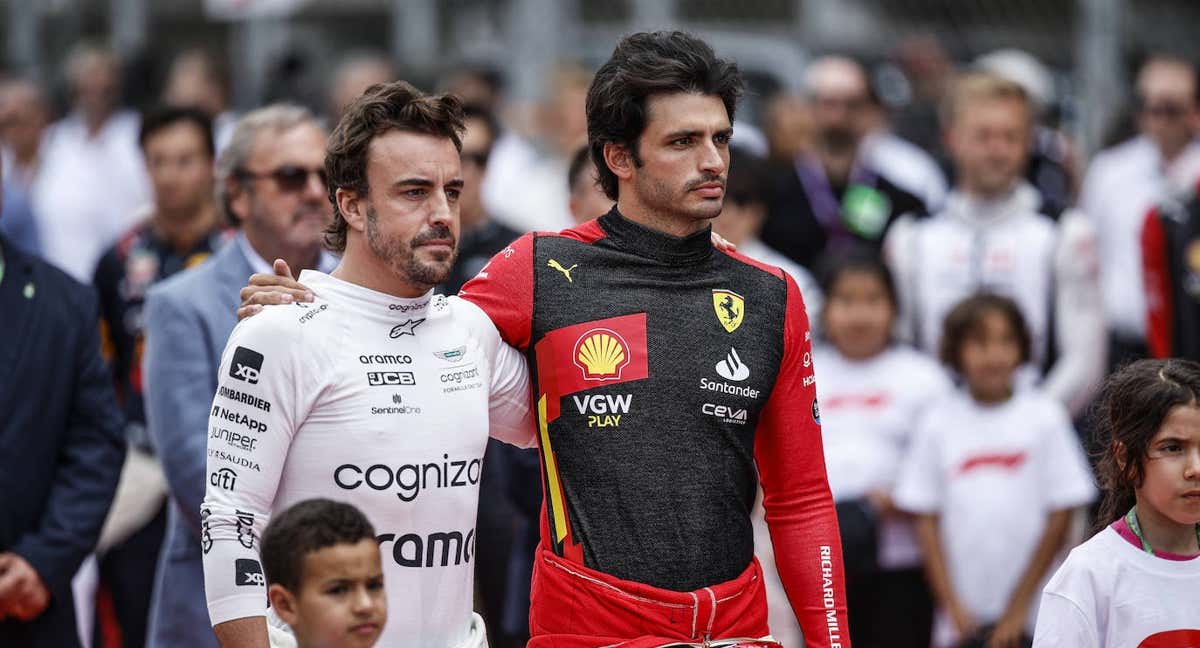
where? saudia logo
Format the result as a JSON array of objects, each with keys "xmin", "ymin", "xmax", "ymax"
[{"xmin": 573, "ymin": 329, "xmax": 630, "ymax": 381}]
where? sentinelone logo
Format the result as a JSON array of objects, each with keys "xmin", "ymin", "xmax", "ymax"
[{"xmin": 820, "ymin": 545, "xmax": 845, "ymax": 648}]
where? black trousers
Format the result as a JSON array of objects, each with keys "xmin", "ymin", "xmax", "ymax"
[{"xmin": 846, "ymin": 567, "xmax": 933, "ymax": 648}]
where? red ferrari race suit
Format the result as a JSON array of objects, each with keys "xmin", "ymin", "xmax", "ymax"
[{"xmin": 461, "ymin": 209, "xmax": 850, "ymax": 647}]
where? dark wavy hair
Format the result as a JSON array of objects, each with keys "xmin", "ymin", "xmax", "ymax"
[
  {"xmin": 937, "ymin": 293, "xmax": 1033, "ymax": 374},
  {"xmin": 1092, "ymin": 358, "xmax": 1200, "ymax": 531},
  {"xmin": 261, "ymin": 498, "xmax": 377, "ymax": 592},
  {"xmin": 324, "ymin": 80, "xmax": 464, "ymax": 252},
  {"xmin": 586, "ymin": 31, "xmax": 742, "ymax": 200}
]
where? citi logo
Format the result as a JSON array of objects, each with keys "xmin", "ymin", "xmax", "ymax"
[
  {"xmin": 210, "ymin": 467, "xmax": 237, "ymax": 491},
  {"xmin": 716, "ymin": 348, "xmax": 750, "ymax": 381}
]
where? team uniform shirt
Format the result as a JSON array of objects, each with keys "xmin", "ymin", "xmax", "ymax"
[
  {"xmin": 201, "ymin": 270, "xmax": 534, "ymax": 647},
  {"xmin": 93, "ymin": 219, "xmax": 233, "ymax": 448},
  {"xmin": 885, "ymin": 182, "xmax": 1106, "ymax": 415},
  {"xmin": 1080, "ymin": 135, "xmax": 1200, "ymax": 339},
  {"xmin": 1032, "ymin": 524, "xmax": 1200, "ymax": 647},
  {"xmin": 460, "ymin": 208, "xmax": 849, "ymax": 647},
  {"xmin": 893, "ymin": 390, "xmax": 1097, "ymax": 647}
]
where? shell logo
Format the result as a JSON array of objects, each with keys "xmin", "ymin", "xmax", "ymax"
[{"xmin": 573, "ymin": 328, "xmax": 630, "ymax": 381}]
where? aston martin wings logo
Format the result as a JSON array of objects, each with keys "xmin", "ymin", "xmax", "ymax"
[{"xmin": 712, "ymin": 289, "xmax": 744, "ymax": 333}]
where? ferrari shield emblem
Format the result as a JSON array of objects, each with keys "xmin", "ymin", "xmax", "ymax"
[{"xmin": 712, "ymin": 289, "xmax": 744, "ymax": 333}]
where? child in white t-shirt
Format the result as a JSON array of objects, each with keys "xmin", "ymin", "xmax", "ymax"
[
  {"xmin": 894, "ymin": 293, "xmax": 1096, "ymax": 648},
  {"xmin": 1033, "ymin": 358, "xmax": 1200, "ymax": 647}
]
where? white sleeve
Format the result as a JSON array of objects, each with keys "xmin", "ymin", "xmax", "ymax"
[
  {"xmin": 1038, "ymin": 399, "xmax": 1098, "ymax": 511},
  {"xmin": 1032, "ymin": 591, "xmax": 1100, "ymax": 648},
  {"xmin": 461, "ymin": 298, "xmax": 535, "ymax": 448},
  {"xmin": 883, "ymin": 215, "xmax": 919, "ymax": 345},
  {"xmin": 201, "ymin": 311, "xmax": 315, "ymax": 627},
  {"xmin": 892, "ymin": 407, "xmax": 944, "ymax": 514},
  {"xmin": 1041, "ymin": 210, "xmax": 1107, "ymax": 416}
]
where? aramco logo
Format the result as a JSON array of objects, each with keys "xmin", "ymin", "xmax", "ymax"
[{"xmin": 574, "ymin": 329, "xmax": 630, "ymax": 381}]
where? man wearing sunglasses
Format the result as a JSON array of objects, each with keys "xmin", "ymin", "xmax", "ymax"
[
  {"xmin": 1081, "ymin": 54, "xmax": 1200, "ymax": 370},
  {"xmin": 142, "ymin": 104, "xmax": 339, "ymax": 648}
]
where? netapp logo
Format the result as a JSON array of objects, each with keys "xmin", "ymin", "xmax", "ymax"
[
  {"xmin": 334, "ymin": 455, "xmax": 481, "ymax": 502},
  {"xmin": 217, "ymin": 386, "xmax": 271, "ymax": 412},
  {"xmin": 378, "ymin": 528, "xmax": 475, "ymax": 568},
  {"xmin": 211, "ymin": 405, "xmax": 268, "ymax": 433},
  {"xmin": 210, "ymin": 467, "xmax": 237, "ymax": 491},
  {"xmin": 235, "ymin": 559, "xmax": 265, "ymax": 587},
  {"xmin": 359, "ymin": 354, "xmax": 413, "ymax": 365},
  {"xmin": 211, "ymin": 426, "xmax": 258, "ymax": 452},
  {"xmin": 229, "ymin": 347, "xmax": 263, "ymax": 384},
  {"xmin": 367, "ymin": 371, "xmax": 416, "ymax": 387}
]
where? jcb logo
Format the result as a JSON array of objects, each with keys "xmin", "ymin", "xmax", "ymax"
[{"xmin": 367, "ymin": 371, "xmax": 416, "ymax": 387}]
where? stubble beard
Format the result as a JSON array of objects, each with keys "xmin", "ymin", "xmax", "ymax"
[{"xmin": 365, "ymin": 208, "xmax": 456, "ymax": 288}]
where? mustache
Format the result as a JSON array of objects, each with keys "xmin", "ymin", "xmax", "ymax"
[
  {"xmin": 412, "ymin": 225, "xmax": 456, "ymax": 248},
  {"xmin": 684, "ymin": 174, "xmax": 726, "ymax": 191}
]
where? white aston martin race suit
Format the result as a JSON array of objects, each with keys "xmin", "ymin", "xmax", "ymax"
[{"xmin": 201, "ymin": 270, "xmax": 534, "ymax": 647}]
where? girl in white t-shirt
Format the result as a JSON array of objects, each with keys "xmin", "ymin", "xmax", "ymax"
[
  {"xmin": 1032, "ymin": 358, "xmax": 1200, "ymax": 648},
  {"xmin": 894, "ymin": 294, "xmax": 1096, "ymax": 648}
]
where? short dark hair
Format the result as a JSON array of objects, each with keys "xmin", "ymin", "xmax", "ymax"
[
  {"xmin": 461, "ymin": 103, "xmax": 500, "ymax": 154},
  {"xmin": 586, "ymin": 31, "xmax": 743, "ymax": 200},
  {"xmin": 261, "ymin": 498, "xmax": 377, "ymax": 592},
  {"xmin": 938, "ymin": 293, "xmax": 1033, "ymax": 372},
  {"xmin": 817, "ymin": 252, "xmax": 899, "ymax": 312},
  {"xmin": 139, "ymin": 105, "xmax": 215, "ymax": 158},
  {"xmin": 725, "ymin": 149, "xmax": 770, "ymax": 207},
  {"xmin": 324, "ymin": 80, "xmax": 465, "ymax": 252}
]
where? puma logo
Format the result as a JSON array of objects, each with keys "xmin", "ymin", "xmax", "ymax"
[{"xmin": 547, "ymin": 259, "xmax": 578, "ymax": 283}]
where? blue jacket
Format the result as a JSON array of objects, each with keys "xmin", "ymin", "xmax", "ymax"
[
  {"xmin": 143, "ymin": 241, "xmax": 252, "ymax": 648},
  {"xmin": 0, "ymin": 235, "xmax": 125, "ymax": 648}
]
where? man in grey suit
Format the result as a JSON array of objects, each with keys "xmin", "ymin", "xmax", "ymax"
[{"xmin": 142, "ymin": 104, "xmax": 337, "ymax": 648}]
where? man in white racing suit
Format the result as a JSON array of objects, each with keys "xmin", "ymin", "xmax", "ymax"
[
  {"xmin": 201, "ymin": 81, "xmax": 534, "ymax": 648},
  {"xmin": 885, "ymin": 72, "xmax": 1105, "ymax": 416}
]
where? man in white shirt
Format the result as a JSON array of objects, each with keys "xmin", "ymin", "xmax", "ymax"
[
  {"xmin": 200, "ymin": 82, "xmax": 533, "ymax": 648},
  {"xmin": 33, "ymin": 44, "xmax": 151, "ymax": 281},
  {"xmin": 1080, "ymin": 54, "xmax": 1200, "ymax": 365}
]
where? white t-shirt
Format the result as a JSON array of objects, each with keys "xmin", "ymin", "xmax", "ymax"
[
  {"xmin": 815, "ymin": 344, "xmax": 953, "ymax": 568},
  {"xmin": 1033, "ymin": 526, "xmax": 1200, "ymax": 648},
  {"xmin": 893, "ymin": 390, "xmax": 1097, "ymax": 647},
  {"xmin": 201, "ymin": 270, "xmax": 534, "ymax": 647}
]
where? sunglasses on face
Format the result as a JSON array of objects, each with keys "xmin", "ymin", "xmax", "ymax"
[
  {"xmin": 237, "ymin": 165, "xmax": 328, "ymax": 192},
  {"xmin": 1138, "ymin": 98, "xmax": 1193, "ymax": 120}
]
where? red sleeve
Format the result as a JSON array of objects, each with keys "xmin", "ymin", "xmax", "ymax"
[
  {"xmin": 754, "ymin": 273, "xmax": 850, "ymax": 648},
  {"xmin": 459, "ymin": 232, "xmax": 535, "ymax": 351},
  {"xmin": 1142, "ymin": 208, "xmax": 1173, "ymax": 358}
]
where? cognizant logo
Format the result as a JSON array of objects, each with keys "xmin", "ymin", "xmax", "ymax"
[{"xmin": 334, "ymin": 455, "xmax": 482, "ymax": 502}]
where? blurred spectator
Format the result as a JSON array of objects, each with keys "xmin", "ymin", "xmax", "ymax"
[
  {"xmin": 88, "ymin": 107, "xmax": 230, "ymax": 648},
  {"xmin": 143, "ymin": 105, "xmax": 336, "ymax": 648},
  {"xmin": 1142, "ymin": 178, "xmax": 1200, "ymax": 361},
  {"xmin": 975, "ymin": 49, "xmax": 1077, "ymax": 220},
  {"xmin": 483, "ymin": 63, "xmax": 590, "ymax": 234},
  {"xmin": 0, "ymin": 78, "xmax": 50, "ymax": 255},
  {"xmin": 894, "ymin": 294, "xmax": 1095, "ymax": 648},
  {"xmin": 763, "ymin": 55, "xmax": 927, "ymax": 271},
  {"xmin": 438, "ymin": 105, "xmax": 519, "ymax": 294},
  {"xmin": 566, "ymin": 145, "xmax": 613, "ymax": 225},
  {"xmin": 1081, "ymin": 54, "xmax": 1200, "ymax": 368},
  {"xmin": 890, "ymin": 35, "xmax": 955, "ymax": 161},
  {"xmin": 440, "ymin": 65, "xmax": 505, "ymax": 113},
  {"xmin": 0, "ymin": 155, "xmax": 127, "ymax": 648},
  {"xmin": 805, "ymin": 254, "xmax": 952, "ymax": 648},
  {"xmin": 762, "ymin": 93, "xmax": 812, "ymax": 165},
  {"xmin": 713, "ymin": 149, "xmax": 821, "ymax": 317},
  {"xmin": 162, "ymin": 49, "xmax": 237, "ymax": 151},
  {"xmin": 33, "ymin": 43, "xmax": 151, "ymax": 282},
  {"xmin": 860, "ymin": 93, "xmax": 950, "ymax": 212},
  {"xmin": 885, "ymin": 72, "xmax": 1106, "ymax": 417},
  {"xmin": 326, "ymin": 51, "xmax": 395, "ymax": 124}
]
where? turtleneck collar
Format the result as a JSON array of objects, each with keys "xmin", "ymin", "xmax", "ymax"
[
  {"xmin": 597, "ymin": 207, "xmax": 713, "ymax": 266},
  {"xmin": 943, "ymin": 181, "xmax": 1042, "ymax": 227}
]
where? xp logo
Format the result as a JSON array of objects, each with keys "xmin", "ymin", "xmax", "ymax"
[
  {"xmin": 389, "ymin": 318, "xmax": 425, "ymax": 338},
  {"xmin": 229, "ymin": 346, "xmax": 263, "ymax": 384},
  {"xmin": 235, "ymin": 559, "xmax": 265, "ymax": 587},
  {"xmin": 210, "ymin": 467, "xmax": 238, "ymax": 492},
  {"xmin": 574, "ymin": 329, "xmax": 630, "ymax": 381},
  {"xmin": 715, "ymin": 348, "xmax": 750, "ymax": 381}
]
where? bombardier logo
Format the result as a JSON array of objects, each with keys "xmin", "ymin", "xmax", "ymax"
[
  {"xmin": 716, "ymin": 348, "xmax": 750, "ymax": 381},
  {"xmin": 229, "ymin": 346, "xmax": 263, "ymax": 384}
]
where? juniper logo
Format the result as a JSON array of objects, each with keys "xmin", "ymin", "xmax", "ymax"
[{"xmin": 715, "ymin": 348, "xmax": 750, "ymax": 382}]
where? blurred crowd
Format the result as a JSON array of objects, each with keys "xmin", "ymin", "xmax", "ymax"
[{"xmin": 2, "ymin": 34, "xmax": 1199, "ymax": 648}]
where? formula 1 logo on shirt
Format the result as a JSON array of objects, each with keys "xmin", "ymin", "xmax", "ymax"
[
  {"xmin": 712, "ymin": 289, "xmax": 744, "ymax": 333},
  {"xmin": 229, "ymin": 346, "xmax": 263, "ymax": 384}
]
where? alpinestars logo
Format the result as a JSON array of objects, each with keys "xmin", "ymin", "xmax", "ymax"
[
  {"xmin": 229, "ymin": 347, "xmax": 263, "ymax": 384},
  {"xmin": 716, "ymin": 348, "xmax": 750, "ymax": 381},
  {"xmin": 389, "ymin": 319, "xmax": 425, "ymax": 338}
]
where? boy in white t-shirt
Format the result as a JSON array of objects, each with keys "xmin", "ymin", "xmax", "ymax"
[
  {"xmin": 894, "ymin": 293, "xmax": 1096, "ymax": 648},
  {"xmin": 1033, "ymin": 358, "xmax": 1200, "ymax": 647}
]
